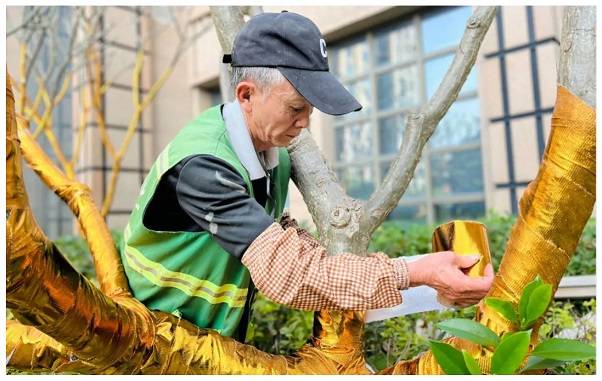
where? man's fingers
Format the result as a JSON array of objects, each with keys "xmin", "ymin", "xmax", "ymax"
[
  {"xmin": 483, "ymin": 263, "xmax": 494, "ymax": 278},
  {"xmin": 465, "ymin": 273, "xmax": 494, "ymax": 294},
  {"xmin": 456, "ymin": 254, "xmax": 481, "ymax": 269}
]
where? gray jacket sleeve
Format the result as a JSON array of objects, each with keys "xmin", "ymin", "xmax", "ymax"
[{"xmin": 175, "ymin": 155, "xmax": 274, "ymax": 259}]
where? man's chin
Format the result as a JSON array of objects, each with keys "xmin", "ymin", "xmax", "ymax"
[{"xmin": 278, "ymin": 136, "xmax": 297, "ymax": 146}]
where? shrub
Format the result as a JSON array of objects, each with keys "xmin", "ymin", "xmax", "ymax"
[{"xmin": 427, "ymin": 277, "xmax": 595, "ymax": 375}]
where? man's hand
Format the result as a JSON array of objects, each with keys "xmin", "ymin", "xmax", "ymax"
[{"xmin": 406, "ymin": 251, "xmax": 494, "ymax": 308}]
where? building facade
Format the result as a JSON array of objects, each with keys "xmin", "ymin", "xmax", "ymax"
[{"xmin": 6, "ymin": 5, "xmax": 565, "ymax": 236}]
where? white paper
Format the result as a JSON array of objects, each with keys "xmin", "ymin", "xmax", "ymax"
[{"xmin": 365, "ymin": 254, "xmax": 449, "ymax": 323}]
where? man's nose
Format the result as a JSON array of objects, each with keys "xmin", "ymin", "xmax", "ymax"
[{"xmin": 295, "ymin": 117, "xmax": 310, "ymax": 129}]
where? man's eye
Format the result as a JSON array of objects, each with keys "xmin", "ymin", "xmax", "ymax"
[{"xmin": 290, "ymin": 106, "xmax": 302, "ymax": 113}]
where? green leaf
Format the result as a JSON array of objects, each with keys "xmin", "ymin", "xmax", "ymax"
[
  {"xmin": 429, "ymin": 340, "xmax": 470, "ymax": 375},
  {"xmin": 437, "ymin": 318, "xmax": 500, "ymax": 348},
  {"xmin": 491, "ymin": 331, "xmax": 531, "ymax": 374},
  {"xmin": 519, "ymin": 276, "xmax": 543, "ymax": 324},
  {"xmin": 462, "ymin": 350, "xmax": 481, "ymax": 375},
  {"xmin": 531, "ymin": 338, "xmax": 596, "ymax": 361},
  {"xmin": 484, "ymin": 297, "xmax": 519, "ymax": 325},
  {"xmin": 522, "ymin": 356, "xmax": 566, "ymax": 372},
  {"xmin": 523, "ymin": 283, "xmax": 553, "ymax": 328}
]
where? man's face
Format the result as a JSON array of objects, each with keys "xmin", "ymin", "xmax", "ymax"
[{"xmin": 239, "ymin": 80, "xmax": 313, "ymax": 151}]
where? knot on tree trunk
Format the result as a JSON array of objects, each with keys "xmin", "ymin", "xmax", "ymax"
[
  {"xmin": 330, "ymin": 206, "xmax": 351, "ymax": 228},
  {"xmin": 467, "ymin": 16, "xmax": 481, "ymax": 29}
]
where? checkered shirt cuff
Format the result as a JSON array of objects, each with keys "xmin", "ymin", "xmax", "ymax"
[
  {"xmin": 242, "ymin": 222, "xmax": 404, "ymax": 310},
  {"xmin": 393, "ymin": 257, "xmax": 410, "ymax": 290}
]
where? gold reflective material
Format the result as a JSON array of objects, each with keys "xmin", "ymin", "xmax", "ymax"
[
  {"xmin": 433, "ymin": 220, "xmax": 492, "ymax": 277},
  {"xmin": 15, "ymin": 107, "xmax": 130, "ymax": 298},
  {"xmin": 5, "ymin": 72, "xmax": 365, "ymax": 374},
  {"xmin": 432, "ymin": 220, "xmax": 492, "ymax": 307},
  {"xmin": 6, "ymin": 72, "xmax": 595, "ymax": 375},
  {"xmin": 385, "ymin": 86, "xmax": 596, "ymax": 374}
]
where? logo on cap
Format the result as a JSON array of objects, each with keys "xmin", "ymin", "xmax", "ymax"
[{"xmin": 319, "ymin": 39, "xmax": 327, "ymax": 58}]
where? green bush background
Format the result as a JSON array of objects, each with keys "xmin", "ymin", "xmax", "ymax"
[{"xmin": 41, "ymin": 213, "xmax": 596, "ymax": 374}]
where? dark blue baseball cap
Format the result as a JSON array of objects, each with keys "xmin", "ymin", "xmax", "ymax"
[{"xmin": 223, "ymin": 11, "xmax": 362, "ymax": 116}]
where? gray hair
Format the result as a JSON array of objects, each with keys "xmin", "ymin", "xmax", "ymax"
[{"xmin": 230, "ymin": 66, "xmax": 286, "ymax": 93}]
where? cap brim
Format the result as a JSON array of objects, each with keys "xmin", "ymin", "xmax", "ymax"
[{"xmin": 277, "ymin": 67, "xmax": 362, "ymax": 116}]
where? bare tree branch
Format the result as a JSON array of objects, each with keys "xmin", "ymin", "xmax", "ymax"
[
  {"xmin": 361, "ymin": 6, "xmax": 496, "ymax": 235},
  {"xmin": 25, "ymin": 28, "xmax": 46, "ymax": 83},
  {"xmin": 6, "ymin": 7, "xmax": 43, "ymax": 37},
  {"xmin": 558, "ymin": 6, "xmax": 596, "ymax": 107},
  {"xmin": 288, "ymin": 131, "xmax": 356, "ymax": 249},
  {"xmin": 244, "ymin": 6, "xmax": 264, "ymax": 17},
  {"xmin": 210, "ymin": 6, "xmax": 246, "ymax": 103},
  {"xmin": 168, "ymin": 6, "xmax": 185, "ymax": 42}
]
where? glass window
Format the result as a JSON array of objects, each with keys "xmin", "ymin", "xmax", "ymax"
[
  {"xmin": 430, "ymin": 148, "xmax": 484, "ymax": 196},
  {"xmin": 430, "ymin": 98, "xmax": 481, "ymax": 149},
  {"xmin": 335, "ymin": 121, "xmax": 373, "ymax": 163},
  {"xmin": 375, "ymin": 20, "xmax": 418, "ymax": 68},
  {"xmin": 424, "ymin": 53, "xmax": 478, "ymax": 100},
  {"xmin": 333, "ymin": 37, "xmax": 369, "ymax": 79},
  {"xmin": 388, "ymin": 203, "xmax": 428, "ymax": 224},
  {"xmin": 209, "ymin": 87, "xmax": 222, "ymax": 106},
  {"xmin": 435, "ymin": 201, "xmax": 485, "ymax": 222},
  {"xmin": 377, "ymin": 65, "xmax": 420, "ymax": 111},
  {"xmin": 378, "ymin": 114, "xmax": 405, "ymax": 155},
  {"xmin": 342, "ymin": 78, "xmax": 372, "ymax": 120},
  {"xmin": 336, "ymin": 165, "xmax": 375, "ymax": 200},
  {"xmin": 23, "ymin": 8, "xmax": 75, "ymax": 239},
  {"xmin": 421, "ymin": 6, "xmax": 472, "ymax": 53}
]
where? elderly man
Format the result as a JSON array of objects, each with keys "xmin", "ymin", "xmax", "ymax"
[{"xmin": 121, "ymin": 11, "xmax": 493, "ymax": 342}]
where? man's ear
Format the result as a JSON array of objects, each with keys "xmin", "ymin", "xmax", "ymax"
[{"xmin": 235, "ymin": 81, "xmax": 257, "ymax": 113}]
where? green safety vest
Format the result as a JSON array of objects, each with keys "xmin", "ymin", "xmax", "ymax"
[{"xmin": 120, "ymin": 105, "xmax": 290, "ymax": 339}]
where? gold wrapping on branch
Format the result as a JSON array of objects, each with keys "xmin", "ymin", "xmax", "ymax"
[
  {"xmin": 6, "ymin": 72, "xmax": 368, "ymax": 374},
  {"xmin": 16, "ymin": 112, "xmax": 131, "ymax": 298},
  {"xmin": 385, "ymin": 85, "xmax": 596, "ymax": 374}
]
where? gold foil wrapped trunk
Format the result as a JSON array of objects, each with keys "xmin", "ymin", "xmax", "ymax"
[{"xmin": 384, "ymin": 85, "xmax": 596, "ymax": 375}]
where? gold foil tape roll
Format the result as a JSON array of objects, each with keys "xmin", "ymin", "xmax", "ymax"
[
  {"xmin": 432, "ymin": 220, "xmax": 492, "ymax": 278},
  {"xmin": 432, "ymin": 220, "xmax": 492, "ymax": 311}
]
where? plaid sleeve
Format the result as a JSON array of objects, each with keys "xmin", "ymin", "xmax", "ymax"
[
  {"xmin": 278, "ymin": 213, "xmax": 321, "ymax": 249},
  {"xmin": 241, "ymin": 222, "xmax": 410, "ymax": 311}
]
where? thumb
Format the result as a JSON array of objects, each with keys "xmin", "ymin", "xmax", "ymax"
[
  {"xmin": 483, "ymin": 263, "xmax": 494, "ymax": 278},
  {"xmin": 457, "ymin": 254, "xmax": 481, "ymax": 269}
]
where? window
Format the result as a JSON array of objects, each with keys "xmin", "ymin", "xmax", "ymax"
[
  {"xmin": 208, "ymin": 87, "xmax": 223, "ymax": 106},
  {"xmin": 330, "ymin": 6, "xmax": 484, "ymax": 224},
  {"xmin": 21, "ymin": 7, "xmax": 75, "ymax": 239}
]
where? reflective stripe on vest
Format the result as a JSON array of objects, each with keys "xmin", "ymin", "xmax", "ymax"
[{"xmin": 123, "ymin": 225, "xmax": 248, "ymax": 308}]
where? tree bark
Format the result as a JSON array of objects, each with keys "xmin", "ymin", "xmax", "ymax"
[
  {"xmin": 558, "ymin": 6, "xmax": 595, "ymax": 107},
  {"xmin": 209, "ymin": 6, "xmax": 246, "ymax": 103}
]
